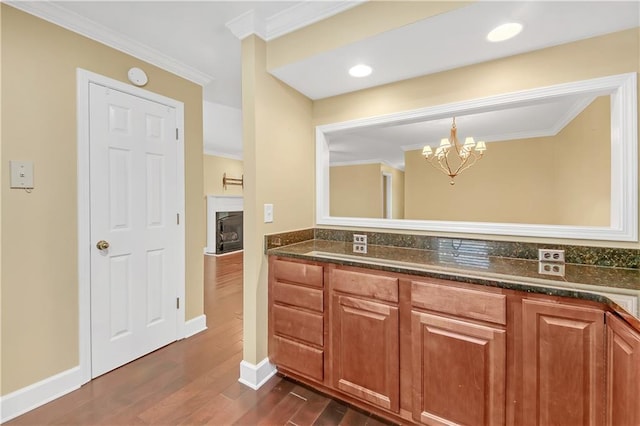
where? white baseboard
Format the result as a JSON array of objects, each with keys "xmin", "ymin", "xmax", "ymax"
[
  {"xmin": 184, "ymin": 314, "xmax": 207, "ymax": 338},
  {"xmin": 238, "ymin": 358, "xmax": 277, "ymax": 390},
  {"xmin": 0, "ymin": 366, "xmax": 82, "ymax": 423}
]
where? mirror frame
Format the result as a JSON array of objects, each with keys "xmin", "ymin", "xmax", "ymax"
[{"xmin": 316, "ymin": 73, "xmax": 638, "ymax": 241}]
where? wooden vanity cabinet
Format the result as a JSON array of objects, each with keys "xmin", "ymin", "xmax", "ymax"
[
  {"xmin": 521, "ymin": 298, "xmax": 605, "ymax": 426},
  {"xmin": 409, "ymin": 278, "xmax": 507, "ymax": 426},
  {"xmin": 268, "ymin": 256, "xmax": 640, "ymax": 426},
  {"xmin": 606, "ymin": 312, "xmax": 640, "ymax": 426},
  {"xmin": 330, "ymin": 267, "xmax": 400, "ymax": 413},
  {"xmin": 268, "ymin": 257, "xmax": 325, "ymax": 383}
]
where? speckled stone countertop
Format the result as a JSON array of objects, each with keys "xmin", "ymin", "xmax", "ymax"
[{"xmin": 268, "ymin": 239, "xmax": 640, "ymax": 330}]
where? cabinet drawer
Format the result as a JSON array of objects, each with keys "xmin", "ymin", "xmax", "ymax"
[
  {"xmin": 273, "ymin": 259, "xmax": 323, "ymax": 288},
  {"xmin": 273, "ymin": 304, "xmax": 323, "ymax": 347},
  {"xmin": 273, "ymin": 335, "xmax": 324, "ymax": 381},
  {"xmin": 411, "ymin": 280, "xmax": 506, "ymax": 325},
  {"xmin": 272, "ymin": 281, "xmax": 323, "ymax": 312},
  {"xmin": 332, "ymin": 268, "xmax": 399, "ymax": 303}
]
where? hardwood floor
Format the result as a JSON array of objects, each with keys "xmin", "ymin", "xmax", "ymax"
[{"xmin": 7, "ymin": 252, "xmax": 395, "ymax": 426}]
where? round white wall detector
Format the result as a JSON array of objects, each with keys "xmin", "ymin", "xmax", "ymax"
[{"xmin": 127, "ymin": 67, "xmax": 148, "ymax": 86}]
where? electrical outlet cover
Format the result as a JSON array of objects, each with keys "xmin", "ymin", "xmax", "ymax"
[
  {"xmin": 353, "ymin": 243, "xmax": 367, "ymax": 254},
  {"xmin": 538, "ymin": 262, "xmax": 565, "ymax": 277}
]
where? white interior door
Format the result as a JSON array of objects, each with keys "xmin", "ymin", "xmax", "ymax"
[{"xmin": 89, "ymin": 83, "xmax": 179, "ymax": 378}]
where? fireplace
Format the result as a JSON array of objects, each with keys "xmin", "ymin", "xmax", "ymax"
[
  {"xmin": 206, "ymin": 195, "xmax": 243, "ymax": 254},
  {"xmin": 216, "ymin": 211, "xmax": 243, "ymax": 254}
]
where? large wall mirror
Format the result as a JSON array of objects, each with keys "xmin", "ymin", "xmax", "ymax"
[{"xmin": 316, "ymin": 73, "xmax": 638, "ymax": 241}]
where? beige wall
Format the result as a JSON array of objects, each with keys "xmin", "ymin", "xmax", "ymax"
[
  {"xmin": 203, "ymin": 154, "xmax": 244, "ymax": 196},
  {"xmin": 312, "ymin": 28, "xmax": 639, "ymax": 248},
  {"xmin": 553, "ymin": 96, "xmax": 611, "ymax": 225},
  {"xmin": 1, "ymin": 5, "xmax": 204, "ymax": 395},
  {"xmin": 0, "ymin": 3, "xmax": 4, "ymax": 395},
  {"xmin": 404, "ymin": 97, "xmax": 610, "ymax": 226},
  {"xmin": 242, "ymin": 36, "xmax": 314, "ymax": 364},
  {"xmin": 405, "ymin": 139, "xmax": 557, "ymax": 223},
  {"xmin": 330, "ymin": 164, "xmax": 383, "ymax": 218},
  {"xmin": 330, "ymin": 163, "xmax": 405, "ymax": 219}
]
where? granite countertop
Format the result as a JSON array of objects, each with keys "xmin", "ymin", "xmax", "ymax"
[{"xmin": 268, "ymin": 239, "xmax": 640, "ymax": 329}]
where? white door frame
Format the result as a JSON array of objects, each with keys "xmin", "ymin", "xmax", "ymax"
[
  {"xmin": 382, "ymin": 172, "xmax": 392, "ymax": 219},
  {"xmin": 76, "ymin": 68, "xmax": 186, "ymax": 384}
]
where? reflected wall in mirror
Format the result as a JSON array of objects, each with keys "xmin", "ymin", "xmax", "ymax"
[
  {"xmin": 330, "ymin": 96, "xmax": 611, "ymax": 226},
  {"xmin": 317, "ymin": 73, "xmax": 637, "ymax": 241}
]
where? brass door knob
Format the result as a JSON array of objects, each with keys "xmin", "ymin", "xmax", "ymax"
[{"xmin": 96, "ymin": 240, "xmax": 110, "ymax": 251}]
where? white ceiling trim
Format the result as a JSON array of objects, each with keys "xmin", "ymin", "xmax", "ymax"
[
  {"xmin": 265, "ymin": 0, "xmax": 365, "ymax": 40},
  {"xmin": 204, "ymin": 149, "xmax": 243, "ymax": 161},
  {"xmin": 6, "ymin": 1, "xmax": 213, "ymax": 86},
  {"xmin": 225, "ymin": 9, "xmax": 267, "ymax": 41},
  {"xmin": 331, "ymin": 159, "xmax": 394, "ymax": 168},
  {"xmin": 226, "ymin": 0, "xmax": 365, "ymax": 41},
  {"xmin": 548, "ymin": 96, "xmax": 598, "ymax": 136}
]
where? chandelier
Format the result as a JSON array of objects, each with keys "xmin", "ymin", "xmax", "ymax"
[{"xmin": 422, "ymin": 117, "xmax": 486, "ymax": 185}]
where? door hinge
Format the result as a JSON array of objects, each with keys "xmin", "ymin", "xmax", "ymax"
[
  {"xmin": 177, "ymin": 213, "xmax": 180, "ymax": 225},
  {"xmin": 177, "ymin": 297, "xmax": 180, "ymax": 309},
  {"xmin": 176, "ymin": 128, "xmax": 179, "ymax": 140}
]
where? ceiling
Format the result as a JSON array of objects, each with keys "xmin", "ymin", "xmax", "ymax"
[
  {"xmin": 10, "ymin": 1, "xmax": 639, "ymax": 159},
  {"xmin": 271, "ymin": 1, "xmax": 640, "ymax": 99}
]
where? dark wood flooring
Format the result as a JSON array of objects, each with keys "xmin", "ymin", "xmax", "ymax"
[{"xmin": 7, "ymin": 252, "xmax": 394, "ymax": 425}]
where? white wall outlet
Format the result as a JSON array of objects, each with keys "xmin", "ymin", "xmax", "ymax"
[
  {"xmin": 538, "ymin": 249, "xmax": 565, "ymax": 263},
  {"xmin": 353, "ymin": 234, "xmax": 367, "ymax": 244},
  {"xmin": 353, "ymin": 243, "xmax": 367, "ymax": 254},
  {"xmin": 263, "ymin": 204, "xmax": 273, "ymax": 223},
  {"xmin": 10, "ymin": 160, "xmax": 34, "ymax": 189},
  {"xmin": 538, "ymin": 262, "xmax": 565, "ymax": 277}
]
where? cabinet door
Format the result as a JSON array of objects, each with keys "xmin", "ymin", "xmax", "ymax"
[
  {"xmin": 332, "ymin": 294, "xmax": 399, "ymax": 412},
  {"xmin": 606, "ymin": 312, "xmax": 640, "ymax": 426},
  {"xmin": 412, "ymin": 311, "xmax": 506, "ymax": 426},
  {"xmin": 522, "ymin": 299, "xmax": 605, "ymax": 426}
]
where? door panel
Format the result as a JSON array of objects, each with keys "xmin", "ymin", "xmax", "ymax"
[
  {"xmin": 109, "ymin": 254, "xmax": 132, "ymax": 339},
  {"xmin": 412, "ymin": 311, "xmax": 506, "ymax": 426},
  {"xmin": 332, "ymin": 294, "xmax": 399, "ymax": 412},
  {"xmin": 522, "ymin": 299, "xmax": 605, "ymax": 426},
  {"xmin": 606, "ymin": 312, "xmax": 640, "ymax": 426},
  {"xmin": 90, "ymin": 83, "xmax": 178, "ymax": 378}
]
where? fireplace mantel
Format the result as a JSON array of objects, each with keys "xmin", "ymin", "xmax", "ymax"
[{"xmin": 206, "ymin": 195, "xmax": 243, "ymax": 254}]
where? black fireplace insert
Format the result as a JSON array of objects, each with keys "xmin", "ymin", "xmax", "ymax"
[{"xmin": 216, "ymin": 211, "xmax": 243, "ymax": 254}]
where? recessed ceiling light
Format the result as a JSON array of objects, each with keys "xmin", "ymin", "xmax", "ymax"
[
  {"xmin": 349, "ymin": 64, "xmax": 373, "ymax": 78},
  {"xmin": 487, "ymin": 22, "xmax": 523, "ymax": 42}
]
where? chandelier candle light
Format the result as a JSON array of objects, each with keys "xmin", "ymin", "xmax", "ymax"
[{"xmin": 422, "ymin": 117, "xmax": 487, "ymax": 185}]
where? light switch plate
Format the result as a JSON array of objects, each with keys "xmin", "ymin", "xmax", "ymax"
[
  {"xmin": 264, "ymin": 203, "xmax": 273, "ymax": 223},
  {"xmin": 10, "ymin": 160, "xmax": 34, "ymax": 189}
]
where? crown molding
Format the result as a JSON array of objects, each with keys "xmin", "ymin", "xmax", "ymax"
[
  {"xmin": 225, "ymin": 9, "xmax": 267, "ymax": 41},
  {"xmin": 266, "ymin": 0, "xmax": 365, "ymax": 40},
  {"xmin": 550, "ymin": 96, "xmax": 597, "ymax": 135},
  {"xmin": 6, "ymin": 1, "xmax": 213, "ymax": 86},
  {"xmin": 204, "ymin": 148, "xmax": 243, "ymax": 161},
  {"xmin": 330, "ymin": 159, "xmax": 400, "ymax": 170},
  {"xmin": 226, "ymin": 0, "xmax": 365, "ymax": 41}
]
